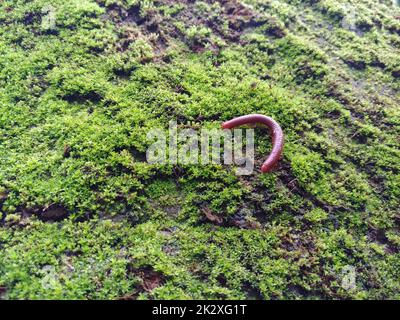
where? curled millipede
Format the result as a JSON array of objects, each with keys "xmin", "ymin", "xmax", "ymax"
[{"xmin": 221, "ymin": 114, "xmax": 284, "ymax": 173}]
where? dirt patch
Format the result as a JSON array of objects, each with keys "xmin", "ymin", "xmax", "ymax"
[
  {"xmin": 0, "ymin": 190, "xmax": 8, "ymax": 202},
  {"xmin": 242, "ymin": 281, "xmax": 263, "ymax": 299},
  {"xmin": 344, "ymin": 59, "xmax": 366, "ymax": 70},
  {"xmin": 99, "ymin": 2, "xmax": 168, "ymax": 55},
  {"xmin": 0, "ymin": 286, "xmax": 7, "ymax": 299},
  {"xmin": 39, "ymin": 204, "xmax": 69, "ymax": 222},
  {"xmin": 137, "ymin": 267, "xmax": 165, "ymax": 292},
  {"xmin": 229, "ymin": 210, "xmax": 261, "ymax": 230},
  {"xmin": 23, "ymin": 11, "xmax": 41, "ymax": 25},
  {"xmin": 201, "ymin": 205, "xmax": 261, "ymax": 229},
  {"xmin": 62, "ymin": 91, "xmax": 103, "ymax": 104},
  {"xmin": 368, "ymin": 227, "xmax": 399, "ymax": 254},
  {"xmin": 173, "ymin": 0, "xmax": 274, "ymax": 48},
  {"xmin": 63, "ymin": 144, "xmax": 71, "ymax": 158},
  {"xmin": 201, "ymin": 206, "xmax": 223, "ymax": 225},
  {"xmin": 392, "ymin": 68, "xmax": 400, "ymax": 78},
  {"xmin": 121, "ymin": 265, "xmax": 165, "ymax": 299},
  {"xmin": 100, "ymin": 0, "xmax": 275, "ymax": 58}
]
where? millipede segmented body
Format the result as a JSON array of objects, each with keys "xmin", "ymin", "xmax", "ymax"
[{"xmin": 221, "ymin": 114, "xmax": 284, "ymax": 173}]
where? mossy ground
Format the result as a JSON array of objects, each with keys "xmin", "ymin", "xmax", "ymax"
[{"xmin": 0, "ymin": 0, "xmax": 399, "ymax": 299}]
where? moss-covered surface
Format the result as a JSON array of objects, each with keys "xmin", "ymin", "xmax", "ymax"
[{"xmin": 0, "ymin": 0, "xmax": 399, "ymax": 299}]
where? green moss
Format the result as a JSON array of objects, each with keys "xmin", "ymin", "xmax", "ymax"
[
  {"xmin": 0, "ymin": 0, "xmax": 399, "ymax": 299},
  {"xmin": 304, "ymin": 208, "xmax": 329, "ymax": 224}
]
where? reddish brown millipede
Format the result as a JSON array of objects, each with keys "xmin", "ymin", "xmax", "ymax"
[{"xmin": 221, "ymin": 114, "xmax": 284, "ymax": 173}]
